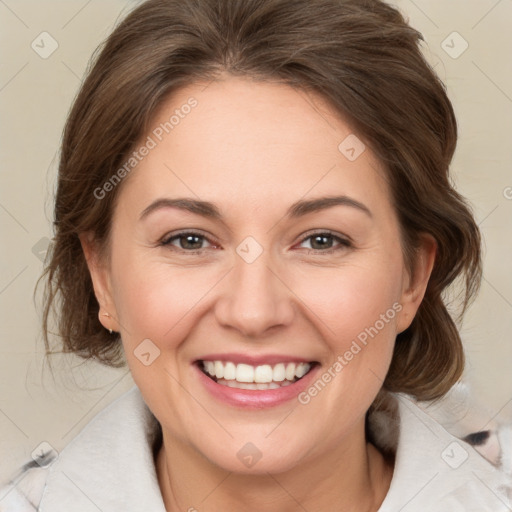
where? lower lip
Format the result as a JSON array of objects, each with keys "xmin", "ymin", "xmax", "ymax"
[{"xmin": 194, "ymin": 363, "xmax": 321, "ymax": 409}]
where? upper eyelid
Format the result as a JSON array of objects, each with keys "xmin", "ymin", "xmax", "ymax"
[{"xmin": 160, "ymin": 228, "xmax": 211, "ymax": 242}]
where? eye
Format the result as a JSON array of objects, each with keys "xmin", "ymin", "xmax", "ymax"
[
  {"xmin": 160, "ymin": 229, "xmax": 352, "ymax": 255},
  {"xmin": 160, "ymin": 231, "xmax": 215, "ymax": 253},
  {"xmin": 297, "ymin": 231, "xmax": 352, "ymax": 254}
]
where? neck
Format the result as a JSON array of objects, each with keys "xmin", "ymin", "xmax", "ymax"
[{"xmin": 156, "ymin": 422, "xmax": 394, "ymax": 512}]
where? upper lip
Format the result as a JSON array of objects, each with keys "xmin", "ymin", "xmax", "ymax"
[{"xmin": 195, "ymin": 353, "xmax": 318, "ymax": 366}]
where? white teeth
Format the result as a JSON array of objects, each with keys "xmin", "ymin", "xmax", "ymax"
[
  {"xmin": 223, "ymin": 361, "xmax": 236, "ymax": 380},
  {"xmin": 295, "ymin": 363, "xmax": 310, "ymax": 379},
  {"xmin": 273, "ymin": 363, "xmax": 286, "ymax": 382},
  {"xmin": 236, "ymin": 363, "xmax": 254, "ymax": 383},
  {"xmin": 254, "ymin": 364, "xmax": 273, "ymax": 383},
  {"xmin": 202, "ymin": 360, "xmax": 313, "ymax": 385},
  {"xmin": 217, "ymin": 379, "xmax": 286, "ymax": 390},
  {"xmin": 205, "ymin": 361, "xmax": 215, "ymax": 375},
  {"xmin": 214, "ymin": 361, "xmax": 224, "ymax": 379},
  {"xmin": 285, "ymin": 363, "xmax": 296, "ymax": 380}
]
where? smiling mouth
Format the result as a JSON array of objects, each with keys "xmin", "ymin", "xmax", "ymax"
[{"xmin": 198, "ymin": 360, "xmax": 319, "ymax": 390}]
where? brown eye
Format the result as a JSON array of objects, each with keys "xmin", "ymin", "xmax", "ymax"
[
  {"xmin": 298, "ymin": 231, "xmax": 352, "ymax": 253},
  {"xmin": 161, "ymin": 231, "xmax": 213, "ymax": 252}
]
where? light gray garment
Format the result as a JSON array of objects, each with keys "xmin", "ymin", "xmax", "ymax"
[{"xmin": 1, "ymin": 386, "xmax": 510, "ymax": 511}]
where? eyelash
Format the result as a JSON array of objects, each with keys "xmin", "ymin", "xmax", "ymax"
[{"xmin": 160, "ymin": 229, "xmax": 352, "ymax": 255}]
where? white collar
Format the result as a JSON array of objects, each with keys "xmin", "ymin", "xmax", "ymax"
[
  {"xmin": 38, "ymin": 386, "xmax": 510, "ymax": 511},
  {"xmin": 40, "ymin": 387, "xmax": 166, "ymax": 511},
  {"xmin": 377, "ymin": 393, "xmax": 511, "ymax": 511}
]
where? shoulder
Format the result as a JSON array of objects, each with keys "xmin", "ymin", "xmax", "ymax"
[
  {"xmin": 368, "ymin": 386, "xmax": 512, "ymax": 511},
  {"xmin": 1, "ymin": 386, "xmax": 163, "ymax": 512}
]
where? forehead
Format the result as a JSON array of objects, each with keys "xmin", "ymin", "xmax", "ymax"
[{"xmin": 117, "ymin": 76, "xmax": 391, "ymax": 219}]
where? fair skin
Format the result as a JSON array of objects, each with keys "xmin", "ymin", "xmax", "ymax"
[{"xmin": 81, "ymin": 76, "xmax": 436, "ymax": 512}]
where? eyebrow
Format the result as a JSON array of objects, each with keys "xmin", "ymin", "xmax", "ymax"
[{"xmin": 139, "ymin": 195, "xmax": 372, "ymax": 222}]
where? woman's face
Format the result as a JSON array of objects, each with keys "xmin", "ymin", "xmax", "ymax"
[{"xmin": 85, "ymin": 76, "xmax": 434, "ymax": 473}]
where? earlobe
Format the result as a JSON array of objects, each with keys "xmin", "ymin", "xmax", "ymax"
[
  {"xmin": 79, "ymin": 232, "xmax": 119, "ymax": 333},
  {"xmin": 396, "ymin": 234, "xmax": 437, "ymax": 334},
  {"xmin": 100, "ymin": 312, "xmax": 114, "ymax": 335}
]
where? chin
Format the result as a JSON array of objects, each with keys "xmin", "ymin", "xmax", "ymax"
[{"xmin": 196, "ymin": 438, "xmax": 310, "ymax": 475}]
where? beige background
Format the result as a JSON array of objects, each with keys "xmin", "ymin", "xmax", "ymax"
[{"xmin": 0, "ymin": 0, "xmax": 511, "ymax": 485}]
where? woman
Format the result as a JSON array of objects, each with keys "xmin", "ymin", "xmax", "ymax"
[{"xmin": 1, "ymin": 0, "xmax": 510, "ymax": 510}]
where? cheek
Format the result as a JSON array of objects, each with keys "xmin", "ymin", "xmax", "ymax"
[
  {"xmin": 111, "ymin": 256, "xmax": 215, "ymax": 349},
  {"xmin": 291, "ymin": 259, "xmax": 403, "ymax": 343},
  {"xmin": 110, "ymin": 231, "xmax": 404, "ymax": 366},
  {"xmin": 290, "ymin": 259, "xmax": 402, "ymax": 434},
  {"xmin": 289, "ymin": 254, "xmax": 404, "ymax": 405},
  {"xmin": 110, "ymin": 260, "xmax": 218, "ymax": 402}
]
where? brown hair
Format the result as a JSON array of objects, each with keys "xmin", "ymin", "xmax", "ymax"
[{"xmin": 39, "ymin": 0, "xmax": 481, "ymax": 401}]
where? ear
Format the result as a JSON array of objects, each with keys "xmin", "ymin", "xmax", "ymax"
[
  {"xmin": 396, "ymin": 234, "xmax": 437, "ymax": 334},
  {"xmin": 79, "ymin": 232, "xmax": 119, "ymax": 333}
]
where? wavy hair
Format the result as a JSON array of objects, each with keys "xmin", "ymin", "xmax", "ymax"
[{"xmin": 39, "ymin": 0, "xmax": 481, "ymax": 401}]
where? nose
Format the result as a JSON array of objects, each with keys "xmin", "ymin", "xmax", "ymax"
[{"xmin": 214, "ymin": 246, "xmax": 295, "ymax": 338}]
